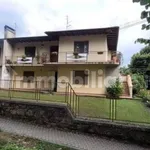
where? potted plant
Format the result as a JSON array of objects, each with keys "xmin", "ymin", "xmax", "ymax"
[
  {"xmin": 5, "ymin": 59, "xmax": 12, "ymax": 64},
  {"xmin": 22, "ymin": 55, "xmax": 26, "ymax": 61},
  {"xmin": 41, "ymin": 56, "xmax": 47, "ymax": 63},
  {"xmin": 112, "ymin": 53, "xmax": 117, "ymax": 63},
  {"xmin": 73, "ymin": 49, "xmax": 79, "ymax": 59},
  {"xmin": 51, "ymin": 51, "xmax": 58, "ymax": 55}
]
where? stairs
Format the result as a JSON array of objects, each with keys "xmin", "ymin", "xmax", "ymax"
[{"xmin": 122, "ymin": 82, "xmax": 130, "ymax": 97}]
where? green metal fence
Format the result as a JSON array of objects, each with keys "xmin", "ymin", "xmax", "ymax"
[
  {"xmin": 0, "ymin": 80, "xmax": 79, "ymax": 117},
  {"xmin": 0, "ymin": 80, "xmax": 150, "ymax": 125}
]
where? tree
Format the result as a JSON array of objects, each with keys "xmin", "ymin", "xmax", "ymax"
[
  {"xmin": 129, "ymin": 46, "xmax": 150, "ymax": 75},
  {"xmin": 119, "ymin": 66, "xmax": 130, "ymax": 75},
  {"xmin": 133, "ymin": 0, "xmax": 150, "ymax": 44}
]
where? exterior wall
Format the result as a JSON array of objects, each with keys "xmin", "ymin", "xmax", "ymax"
[
  {"xmin": 1, "ymin": 40, "xmax": 13, "ymax": 83},
  {"xmin": 7, "ymin": 35, "xmax": 111, "ymax": 64},
  {"xmin": 105, "ymin": 66, "xmax": 120, "ymax": 87},
  {"xmin": 108, "ymin": 51, "xmax": 112, "ymax": 61},
  {"xmin": 11, "ymin": 41, "xmax": 58, "ymax": 62},
  {"xmin": 12, "ymin": 67, "xmax": 56, "ymax": 89},
  {"xmin": 2, "ymin": 64, "xmax": 120, "ymax": 95},
  {"xmin": 58, "ymin": 35, "xmax": 108, "ymax": 62},
  {"xmin": 0, "ymin": 43, "xmax": 3, "ymax": 65},
  {"xmin": 1, "ymin": 26, "xmax": 16, "ymax": 87},
  {"xmin": 57, "ymin": 65, "xmax": 106, "ymax": 94}
]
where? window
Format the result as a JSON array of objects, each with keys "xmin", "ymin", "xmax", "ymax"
[
  {"xmin": 74, "ymin": 41, "xmax": 89, "ymax": 53},
  {"xmin": 73, "ymin": 70, "xmax": 88, "ymax": 85},
  {"xmin": 25, "ymin": 47, "xmax": 36, "ymax": 57},
  {"xmin": 23, "ymin": 71, "xmax": 34, "ymax": 82}
]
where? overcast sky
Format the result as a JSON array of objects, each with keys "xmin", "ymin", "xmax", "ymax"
[{"xmin": 0, "ymin": 0, "xmax": 149, "ymax": 65}]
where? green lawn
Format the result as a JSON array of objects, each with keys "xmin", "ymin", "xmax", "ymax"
[
  {"xmin": 79, "ymin": 97, "xmax": 150, "ymax": 124},
  {"xmin": 0, "ymin": 90, "xmax": 66, "ymax": 103},
  {"xmin": 0, "ymin": 90, "xmax": 150, "ymax": 124}
]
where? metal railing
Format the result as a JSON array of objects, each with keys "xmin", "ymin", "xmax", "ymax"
[
  {"xmin": 5, "ymin": 51, "xmax": 121, "ymax": 65},
  {"xmin": 65, "ymin": 83, "xmax": 79, "ymax": 117},
  {"xmin": 0, "ymin": 80, "xmax": 148, "ymax": 125},
  {"xmin": 5, "ymin": 56, "xmax": 43, "ymax": 65},
  {"xmin": 0, "ymin": 80, "xmax": 79, "ymax": 117}
]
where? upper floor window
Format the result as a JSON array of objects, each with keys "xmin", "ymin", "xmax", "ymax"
[
  {"xmin": 74, "ymin": 41, "xmax": 89, "ymax": 53},
  {"xmin": 25, "ymin": 47, "xmax": 36, "ymax": 57}
]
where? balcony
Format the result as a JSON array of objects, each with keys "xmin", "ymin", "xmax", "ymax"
[
  {"xmin": 5, "ymin": 56, "xmax": 44, "ymax": 66},
  {"xmin": 5, "ymin": 51, "xmax": 121, "ymax": 66},
  {"xmin": 45, "ymin": 51, "xmax": 121, "ymax": 65}
]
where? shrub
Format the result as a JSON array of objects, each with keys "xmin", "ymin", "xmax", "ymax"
[
  {"xmin": 106, "ymin": 78, "xmax": 123, "ymax": 99},
  {"xmin": 138, "ymin": 89, "xmax": 150, "ymax": 102},
  {"xmin": 132, "ymin": 74, "xmax": 146, "ymax": 95},
  {"xmin": 138, "ymin": 89, "xmax": 149, "ymax": 99}
]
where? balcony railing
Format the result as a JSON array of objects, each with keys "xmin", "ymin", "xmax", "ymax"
[
  {"xmin": 5, "ymin": 56, "xmax": 43, "ymax": 66},
  {"xmin": 5, "ymin": 51, "xmax": 121, "ymax": 66}
]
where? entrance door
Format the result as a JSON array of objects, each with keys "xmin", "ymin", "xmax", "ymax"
[
  {"xmin": 50, "ymin": 46, "xmax": 58, "ymax": 62},
  {"xmin": 53, "ymin": 71, "xmax": 58, "ymax": 92}
]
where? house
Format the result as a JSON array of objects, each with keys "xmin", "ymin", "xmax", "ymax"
[{"xmin": 0, "ymin": 25, "xmax": 132, "ymax": 98}]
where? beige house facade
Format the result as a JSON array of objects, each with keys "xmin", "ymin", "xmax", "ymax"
[{"xmin": 0, "ymin": 25, "xmax": 132, "ymax": 97}]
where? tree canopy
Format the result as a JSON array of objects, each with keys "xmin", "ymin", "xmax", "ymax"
[
  {"xmin": 119, "ymin": 66, "xmax": 130, "ymax": 75},
  {"xmin": 133, "ymin": 0, "xmax": 150, "ymax": 44},
  {"xmin": 129, "ymin": 46, "xmax": 150, "ymax": 74}
]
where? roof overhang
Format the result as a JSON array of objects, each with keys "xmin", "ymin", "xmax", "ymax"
[
  {"xmin": 45, "ymin": 26, "xmax": 119, "ymax": 51},
  {"xmin": 7, "ymin": 36, "xmax": 59, "ymax": 44}
]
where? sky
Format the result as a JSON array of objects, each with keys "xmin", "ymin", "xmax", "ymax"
[{"xmin": 0, "ymin": 0, "xmax": 149, "ymax": 65}]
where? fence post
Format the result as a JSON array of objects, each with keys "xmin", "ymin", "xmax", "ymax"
[
  {"xmin": 73, "ymin": 92, "xmax": 75, "ymax": 117},
  {"xmin": 9, "ymin": 80, "xmax": 11, "ymax": 100},
  {"xmin": 115, "ymin": 99, "xmax": 117, "ymax": 120},
  {"xmin": 109, "ymin": 99, "xmax": 112, "ymax": 120},
  {"xmin": 35, "ymin": 80, "xmax": 38, "ymax": 101},
  {"xmin": 65, "ymin": 82, "xmax": 68, "ymax": 103},
  {"xmin": 78, "ymin": 96, "xmax": 80, "ymax": 116}
]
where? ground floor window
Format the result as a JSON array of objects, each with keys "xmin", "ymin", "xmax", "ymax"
[
  {"xmin": 73, "ymin": 70, "xmax": 88, "ymax": 85},
  {"xmin": 23, "ymin": 71, "xmax": 34, "ymax": 82}
]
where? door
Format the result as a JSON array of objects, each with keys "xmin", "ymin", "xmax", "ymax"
[
  {"xmin": 54, "ymin": 71, "xmax": 58, "ymax": 92},
  {"xmin": 50, "ymin": 46, "xmax": 58, "ymax": 62}
]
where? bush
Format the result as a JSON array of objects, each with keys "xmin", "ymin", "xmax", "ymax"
[
  {"xmin": 132, "ymin": 74, "xmax": 146, "ymax": 95},
  {"xmin": 106, "ymin": 78, "xmax": 123, "ymax": 99},
  {"xmin": 138, "ymin": 89, "xmax": 149, "ymax": 99},
  {"xmin": 138, "ymin": 89, "xmax": 150, "ymax": 103}
]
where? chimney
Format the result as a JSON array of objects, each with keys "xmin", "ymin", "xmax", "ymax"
[{"xmin": 4, "ymin": 25, "xmax": 16, "ymax": 38}]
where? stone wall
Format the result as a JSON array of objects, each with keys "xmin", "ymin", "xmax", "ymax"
[
  {"xmin": 0, "ymin": 99, "xmax": 150, "ymax": 145},
  {"xmin": 0, "ymin": 99, "xmax": 73, "ymax": 128}
]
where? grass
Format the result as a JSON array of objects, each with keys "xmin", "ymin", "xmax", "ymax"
[
  {"xmin": 79, "ymin": 97, "xmax": 150, "ymax": 124},
  {"xmin": 0, "ymin": 90, "xmax": 150, "ymax": 124},
  {"xmin": 0, "ymin": 131, "xmax": 75, "ymax": 150},
  {"xmin": 0, "ymin": 90, "xmax": 66, "ymax": 103}
]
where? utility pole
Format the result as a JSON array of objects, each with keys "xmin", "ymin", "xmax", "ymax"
[{"xmin": 66, "ymin": 15, "xmax": 71, "ymax": 30}]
